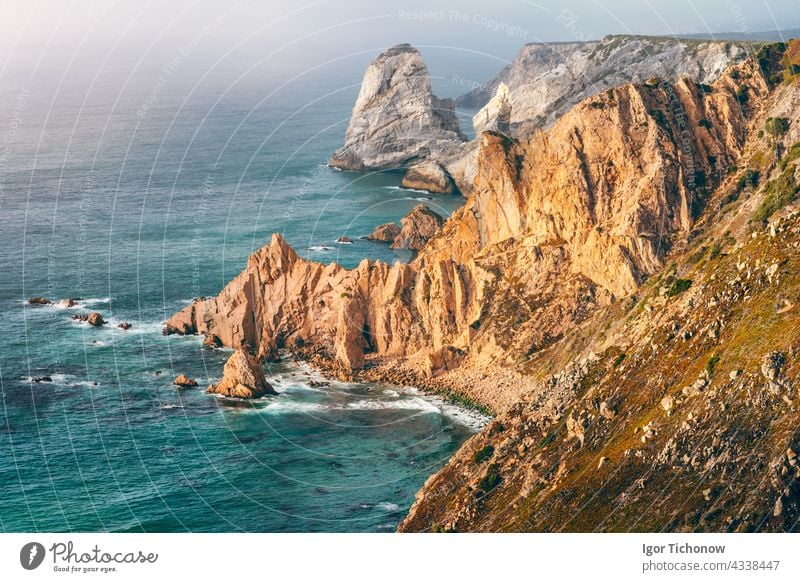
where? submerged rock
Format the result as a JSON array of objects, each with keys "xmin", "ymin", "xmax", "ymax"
[
  {"xmin": 27, "ymin": 297, "xmax": 51, "ymax": 305},
  {"xmin": 207, "ymin": 349, "xmax": 277, "ymax": 399},
  {"xmin": 117, "ymin": 322, "xmax": 132, "ymax": 330}
]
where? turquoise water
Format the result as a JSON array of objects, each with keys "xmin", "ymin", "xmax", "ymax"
[{"xmin": 0, "ymin": 64, "xmax": 483, "ymax": 532}]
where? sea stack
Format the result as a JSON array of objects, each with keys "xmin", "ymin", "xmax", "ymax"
[
  {"xmin": 329, "ymin": 43, "xmax": 465, "ymax": 171},
  {"xmin": 207, "ymin": 348, "xmax": 277, "ymax": 399}
]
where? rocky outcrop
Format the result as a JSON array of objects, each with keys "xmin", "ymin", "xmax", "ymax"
[
  {"xmin": 207, "ymin": 349, "xmax": 276, "ymax": 399},
  {"xmin": 458, "ymin": 36, "xmax": 752, "ymax": 134},
  {"xmin": 173, "ymin": 374, "xmax": 198, "ymax": 388},
  {"xmin": 72, "ymin": 312, "xmax": 106, "ymax": 327},
  {"xmin": 472, "ymin": 82, "xmax": 512, "ymax": 135},
  {"xmin": 402, "ymin": 161, "xmax": 456, "ymax": 194},
  {"xmin": 329, "ymin": 44, "xmax": 466, "ymax": 172},
  {"xmin": 365, "ymin": 222, "xmax": 401, "ymax": 243},
  {"xmin": 27, "ymin": 297, "xmax": 51, "ymax": 305},
  {"xmin": 390, "ymin": 204, "xmax": 444, "ymax": 251}
]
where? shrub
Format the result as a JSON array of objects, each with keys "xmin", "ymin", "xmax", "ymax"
[
  {"xmin": 478, "ymin": 465, "xmax": 501, "ymax": 493},
  {"xmin": 706, "ymin": 353, "xmax": 721, "ymax": 376},
  {"xmin": 765, "ymin": 117, "xmax": 791, "ymax": 138},
  {"xmin": 779, "ymin": 142, "xmax": 800, "ymax": 171},
  {"xmin": 667, "ymin": 279, "xmax": 692, "ymax": 297},
  {"xmin": 752, "ymin": 167, "xmax": 800, "ymax": 223},
  {"xmin": 709, "ymin": 241, "xmax": 723, "ymax": 260},
  {"xmin": 613, "ymin": 353, "xmax": 627, "ymax": 368},
  {"xmin": 698, "ymin": 118, "xmax": 713, "ymax": 130},
  {"xmin": 736, "ymin": 169, "xmax": 760, "ymax": 192},
  {"xmin": 473, "ymin": 445, "xmax": 495, "ymax": 465},
  {"xmin": 735, "ymin": 85, "xmax": 750, "ymax": 104}
]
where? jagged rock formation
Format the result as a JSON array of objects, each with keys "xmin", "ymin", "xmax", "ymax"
[
  {"xmin": 390, "ymin": 204, "xmax": 444, "ymax": 250},
  {"xmin": 329, "ymin": 44, "xmax": 466, "ymax": 172},
  {"xmin": 472, "ymin": 82, "xmax": 512, "ymax": 135},
  {"xmin": 459, "ymin": 36, "xmax": 752, "ymax": 134},
  {"xmin": 207, "ymin": 348, "xmax": 276, "ymax": 399},
  {"xmin": 169, "ymin": 41, "xmax": 800, "ymax": 531},
  {"xmin": 168, "ymin": 53, "xmax": 769, "ymax": 380}
]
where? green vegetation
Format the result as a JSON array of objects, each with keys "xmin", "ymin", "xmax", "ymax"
[
  {"xmin": 473, "ymin": 445, "xmax": 495, "ymax": 465},
  {"xmin": 781, "ymin": 39, "xmax": 800, "ymax": 83},
  {"xmin": 613, "ymin": 353, "xmax": 627, "ymax": 367},
  {"xmin": 478, "ymin": 464, "xmax": 501, "ymax": 493},
  {"xmin": 735, "ymin": 85, "xmax": 750, "ymax": 105},
  {"xmin": 666, "ymin": 278, "xmax": 692, "ymax": 297},
  {"xmin": 755, "ymin": 42, "xmax": 789, "ymax": 85},
  {"xmin": 753, "ymin": 162, "xmax": 800, "ymax": 223},
  {"xmin": 438, "ymin": 389, "xmax": 494, "ymax": 417},
  {"xmin": 765, "ymin": 117, "xmax": 790, "ymax": 139},
  {"xmin": 722, "ymin": 169, "xmax": 759, "ymax": 207},
  {"xmin": 698, "ymin": 118, "xmax": 713, "ymax": 130},
  {"xmin": 706, "ymin": 353, "xmax": 721, "ymax": 376},
  {"xmin": 708, "ymin": 240, "xmax": 723, "ymax": 261},
  {"xmin": 779, "ymin": 142, "xmax": 800, "ymax": 171}
]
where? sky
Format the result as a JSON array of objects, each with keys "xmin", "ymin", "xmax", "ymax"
[{"xmin": 0, "ymin": 0, "xmax": 797, "ymax": 88}]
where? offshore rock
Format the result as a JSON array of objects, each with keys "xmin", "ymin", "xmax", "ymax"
[
  {"xmin": 365, "ymin": 222, "xmax": 401, "ymax": 243},
  {"xmin": 402, "ymin": 161, "xmax": 456, "ymax": 194},
  {"xmin": 207, "ymin": 349, "xmax": 276, "ymax": 399},
  {"xmin": 390, "ymin": 204, "xmax": 444, "ymax": 251},
  {"xmin": 329, "ymin": 44, "xmax": 465, "ymax": 171}
]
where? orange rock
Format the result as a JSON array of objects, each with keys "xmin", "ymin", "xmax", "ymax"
[{"xmin": 207, "ymin": 349, "xmax": 276, "ymax": 399}]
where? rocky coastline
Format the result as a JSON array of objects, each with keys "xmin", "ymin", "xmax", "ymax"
[{"xmin": 165, "ymin": 38, "xmax": 800, "ymax": 531}]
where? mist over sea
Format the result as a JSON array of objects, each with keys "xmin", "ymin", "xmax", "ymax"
[{"xmin": 0, "ymin": 56, "xmax": 485, "ymax": 532}]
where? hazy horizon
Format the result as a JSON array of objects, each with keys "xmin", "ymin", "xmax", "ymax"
[{"xmin": 1, "ymin": 0, "xmax": 798, "ymax": 83}]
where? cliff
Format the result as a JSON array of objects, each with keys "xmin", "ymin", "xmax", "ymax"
[
  {"xmin": 459, "ymin": 35, "xmax": 753, "ymax": 135},
  {"xmin": 399, "ymin": 43, "xmax": 800, "ymax": 532},
  {"xmin": 167, "ymin": 41, "xmax": 800, "ymax": 531}
]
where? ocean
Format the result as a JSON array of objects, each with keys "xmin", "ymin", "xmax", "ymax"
[{"xmin": 0, "ymin": 59, "xmax": 484, "ymax": 532}]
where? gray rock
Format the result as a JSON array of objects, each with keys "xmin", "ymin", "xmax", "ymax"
[
  {"xmin": 456, "ymin": 36, "xmax": 750, "ymax": 134},
  {"xmin": 761, "ymin": 351, "xmax": 787, "ymax": 393},
  {"xmin": 330, "ymin": 44, "xmax": 466, "ymax": 172},
  {"xmin": 472, "ymin": 82, "xmax": 512, "ymax": 135}
]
